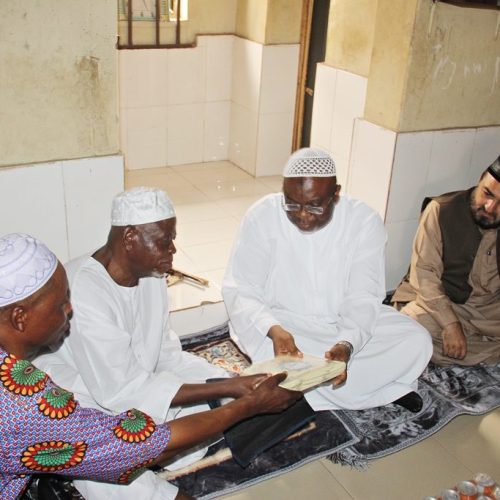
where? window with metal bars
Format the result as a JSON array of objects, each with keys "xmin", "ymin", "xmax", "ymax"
[{"xmin": 117, "ymin": 0, "xmax": 190, "ymax": 49}]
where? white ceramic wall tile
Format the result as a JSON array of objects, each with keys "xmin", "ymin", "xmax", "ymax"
[
  {"xmin": 119, "ymin": 49, "xmax": 169, "ymax": 108},
  {"xmin": 125, "ymin": 106, "xmax": 168, "ymax": 169},
  {"xmin": 0, "ymin": 162, "xmax": 68, "ymax": 262},
  {"xmin": 332, "ymin": 154, "xmax": 350, "ymax": 192},
  {"xmin": 259, "ymin": 44, "xmax": 300, "ymax": 114},
  {"xmin": 348, "ymin": 119, "xmax": 396, "ymax": 218},
  {"xmin": 329, "ymin": 69, "xmax": 367, "ymax": 161},
  {"xmin": 231, "ymin": 37, "xmax": 263, "ymax": 112},
  {"xmin": 469, "ymin": 126, "xmax": 500, "ymax": 184},
  {"xmin": 166, "ymin": 103, "xmax": 204, "ymax": 165},
  {"xmin": 167, "ymin": 46, "xmax": 205, "ymax": 105},
  {"xmin": 63, "ymin": 156, "xmax": 124, "ymax": 259},
  {"xmin": 385, "ymin": 131, "xmax": 434, "ymax": 223},
  {"xmin": 229, "ymin": 102, "xmax": 258, "ymax": 175},
  {"xmin": 119, "ymin": 106, "xmax": 128, "ymax": 156},
  {"xmin": 385, "ymin": 219, "xmax": 420, "ymax": 291},
  {"xmin": 203, "ymin": 101, "xmax": 231, "ymax": 162},
  {"xmin": 255, "ymin": 112, "xmax": 294, "ymax": 176},
  {"xmin": 200, "ymin": 35, "xmax": 234, "ymax": 102},
  {"xmin": 310, "ymin": 63, "xmax": 337, "ymax": 151},
  {"xmin": 426, "ymin": 129, "xmax": 475, "ymax": 196}
]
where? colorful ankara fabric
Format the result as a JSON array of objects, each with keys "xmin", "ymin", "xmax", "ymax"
[{"xmin": 0, "ymin": 348, "xmax": 171, "ymax": 500}]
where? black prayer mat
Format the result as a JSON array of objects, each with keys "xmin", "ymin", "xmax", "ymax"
[
  {"xmin": 161, "ymin": 323, "xmax": 500, "ymax": 498},
  {"xmin": 331, "ymin": 361, "xmax": 500, "ymax": 466}
]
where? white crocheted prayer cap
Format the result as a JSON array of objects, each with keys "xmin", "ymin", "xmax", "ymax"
[
  {"xmin": 111, "ymin": 187, "xmax": 176, "ymax": 226},
  {"xmin": 283, "ymin": 148, "xmax": 336, "ymax": 178},
  {"xmin": 0, "ymin": 233, "xmax": 58, "ymax": 307}
]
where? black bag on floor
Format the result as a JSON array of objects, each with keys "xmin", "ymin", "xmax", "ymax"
[{"xmin": 207, "ymin": 379, "xmax": 316, "ymax": 468}]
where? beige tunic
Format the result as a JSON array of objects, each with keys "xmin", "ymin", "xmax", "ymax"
[{"xmin": 397, "ymin": 200, "xmax": 500, "ymax": 366}]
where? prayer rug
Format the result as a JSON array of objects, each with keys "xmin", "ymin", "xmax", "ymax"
[
  {"xmin": 331, "ymin": 361, "xmax": 500, "ymax": 466},
  {"xmin": 159, "ymin": 324, "xmax": 358, "ymax": 499},
  {"xmin": 162, "ymin": 323, "xmax": 500, "ymax": 499}
]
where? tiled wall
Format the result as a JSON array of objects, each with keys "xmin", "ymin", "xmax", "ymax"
[
  {"xmin": 120, "ymin": 36, "xmax": 233, "ymax": 169},
  {"xmin": 119, "ymin": 35, "xmax": 299, "ymax": 176},
  {"xmin": 230, "ymin": 39, "xmax": 299, "ymax": 176},
  {"xmin": 0, "ymin": 156, "xmax": 124, "ymax": 262},
  {"xmin": 310, "ymin": 64, "xmax": 368, "ymax": 189},
  {"xmin": 385, "ymin": 126, "xmax": 500, "ymax": 289},
  {"xmin": 310, "ymin": 62, "xmax": 500, "ymax": 290}
]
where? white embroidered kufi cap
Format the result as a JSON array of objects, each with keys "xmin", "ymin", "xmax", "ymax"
[
  {"xmin": 0, "ymin": 233, "xmax": 58, "ymax": 307},
  {"xmin": 111, "ymin": 187, "xmax": 176, "ymax": 226},
  {"xmin": 283, "ymin": 148, "xmax": 336, "ymax": 178}
]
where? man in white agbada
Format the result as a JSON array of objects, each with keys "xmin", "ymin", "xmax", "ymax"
[
  {"xmin": 222, "ymin": 148, "xmax": 433, "ymax": 412},
  {"xmin": 35, "ymin": 187, "xmax": 271, "ymax": 500}
]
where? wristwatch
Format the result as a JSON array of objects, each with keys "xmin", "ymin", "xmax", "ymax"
[{"xmin": 336, "ymin": 340, "xmax": 353, "ymax": 358}]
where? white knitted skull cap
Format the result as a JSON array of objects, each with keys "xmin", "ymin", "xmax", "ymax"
[{"xmin": 283, "ymin": 148, "xmax": 336, "ymax": 178}]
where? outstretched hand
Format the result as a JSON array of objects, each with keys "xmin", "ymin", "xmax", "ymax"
[
  {"xmin": 267, "ymin": 325, "xmax": 303, "ymax": 358},
  {"xmin": 325, "ymin": 343, "xmax": 350, "ymax": 387},
  {"xmin": 249, "ymin": 372, "xmax": 303, "ymax": 414},
  {"xmin": 224, "ymin": 373, "xmax": 271, "ymax": 399},
  {"xmin": 442, "ymin": 322, "xmax": 467, "ymax": 360}
]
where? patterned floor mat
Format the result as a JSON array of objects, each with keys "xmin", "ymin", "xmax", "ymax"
[{"xmin": 160, "ymin": 323, "xmax": 500, "ymax": 498}]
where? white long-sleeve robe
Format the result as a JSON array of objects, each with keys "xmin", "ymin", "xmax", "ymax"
[
  {"xmin": 36, "ymin": 255, "xmax": 226, "ymax": 500},
  {"xmin": 222, "ymin": 193, "xmax": 432, "ymax": 411}
]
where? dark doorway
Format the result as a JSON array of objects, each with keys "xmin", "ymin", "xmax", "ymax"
[{"xmin": 293, "ymin": 0, "xmax": 331, "ymax": 149}]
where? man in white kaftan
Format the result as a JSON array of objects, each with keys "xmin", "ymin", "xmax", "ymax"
[
  {"xmin": 36, "ymin": 187, "xmax": 268, "ymax": 500},
  {"xmin": 222, "ymin": 148, "xmax": 432, "ymax": 412}
]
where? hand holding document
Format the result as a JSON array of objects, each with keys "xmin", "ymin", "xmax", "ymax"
[{"xmin": 243, "ymin": 354, "xmax": 346, "ymax": 392}]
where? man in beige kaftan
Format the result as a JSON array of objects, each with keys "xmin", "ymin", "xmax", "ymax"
[{"xmin": 393, "ymin": 156, "xmax": 500, "ymax": 366}]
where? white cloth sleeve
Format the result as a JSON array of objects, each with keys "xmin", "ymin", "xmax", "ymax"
[
  {"xmin": 68, "ymin": 293, "xmax": 182, "ymax": 423},
  {"xmin": 335, "ymin": 211, "xmax": 387, "ymax": 355},
  {"xmin": 222, "ymin": 216, "xmax": 281, "ymax": 358}
]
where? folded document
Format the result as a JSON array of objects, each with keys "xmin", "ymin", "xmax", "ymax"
[{"xmin": 243, "ymin": 354, "xmax": 346, "ymax": 391}]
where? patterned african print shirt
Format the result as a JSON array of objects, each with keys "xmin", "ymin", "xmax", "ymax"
[{"xmin": 0, "ymin": 348, "xmax": 171, "ymax": 499}]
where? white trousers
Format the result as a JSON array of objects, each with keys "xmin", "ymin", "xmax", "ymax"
[{"xmin": 245, "ymin": 306, "xmax": 432, "ymax": 411}]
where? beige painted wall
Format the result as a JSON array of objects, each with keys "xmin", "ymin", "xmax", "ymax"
[
  {"xmin": 364, "ymin": 0, "xmax": 419, "ymax": 131},
  {"xmin": 325, "ymin": 0, "xmax": 378, "ymax": 77},
  {"xmin": 399, "ymin": 1, "xmax": 500, "ymax": 131},
  {"xmin": 326, "ymin": 0, "xmax": 500, "ymax": 132},
  {"xmin": 0, "ymin": 1, "xmax": 118, "ymax": 168},
  {"xmin": 235, "ymin": 0, "xmax": 301, "ymax": 44},
  {"xmin": 235, "ymin": 0, "xmax": 268, "ymax": 44},
  {"xmin": 265, "ymin": 0, "xmax": 302, "ymax": 45},
  {"xmin": 118, "ymin": 0, "xmax": 299, "ymax": 48}
]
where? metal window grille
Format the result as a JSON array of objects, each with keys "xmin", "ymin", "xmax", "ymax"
[{"xmin": 117, "ymin": 0, "xmax": 192, "ymax": 49}]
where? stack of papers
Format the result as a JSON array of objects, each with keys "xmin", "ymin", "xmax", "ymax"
[{"xmin": 243, "ymin": 354, "xmax": 346, "ymax": 391}]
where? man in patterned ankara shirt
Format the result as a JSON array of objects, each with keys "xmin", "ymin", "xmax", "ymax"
[{"xmin": 0, "ymin": 233, "xmax": 301, "ymax": 499}]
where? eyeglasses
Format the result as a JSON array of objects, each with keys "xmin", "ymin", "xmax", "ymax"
[{"xmin": 281, "ymin": 194, "xmax": 334, "ymax": 215}]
